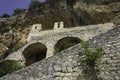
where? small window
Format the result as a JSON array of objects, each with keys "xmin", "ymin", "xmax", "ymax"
[
  {"xmin": 35, "ymin": 26, "xmax": 37, "ymax": 29},
  {"xmin": 58, "ymin": 23, "xmax": 60, "ymax": 28}
]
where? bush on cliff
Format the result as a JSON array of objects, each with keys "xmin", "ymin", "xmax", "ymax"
[
  {"xmin": 29, "ymin": 0, "xmax": 41, "ymax": 12},
  {"xmin": 2, "ymin": 13, "xmax": 10, "ymax": 18},
  {"xmin": 54, "ymin": 43, "xmax": 77, "ymax": 53},
  {"xmin": 0, "ymin": 60, "xmax": 23, "ymax": 77},
  {"xmin": 13, "ymin": 8, "xmax": 26, "ymax": 16},
  {"xmin": 81, "ymin": 41, "xmax": 105, "ymax": 66},
  {"xmin": 80, "ymin": 41, "xmax": 105, "ymax": 80}
]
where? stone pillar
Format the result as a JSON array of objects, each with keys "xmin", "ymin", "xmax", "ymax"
[
  {"xmin": 60, "ymin": 21, "xmax": 64, "ymax": 28},
  {"xmin": 54, "ymin": 22, "xmax": 58, "ymax": 30},
  {"xmin": 46, "ymin": 43, "xmax": 54, "ymax": 58},
  {"xmin": 37, "ymin": 24, "xmax": 42, "ymax": 31}
]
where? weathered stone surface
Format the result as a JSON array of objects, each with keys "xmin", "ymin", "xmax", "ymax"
[
  {"xmin": 5, "ymin": 23, "xmax": 114, "ymax": 62},
  {"xmin": 26, "ymin": 0, "xmax": 120, "ymax": 29},
  {"xmin": 0, "ymin": 43, "xmax": 8, "ymax": 59},
  {"xmin": 0, "ymin": 25, "xmax": 120, "ymax": 80}
]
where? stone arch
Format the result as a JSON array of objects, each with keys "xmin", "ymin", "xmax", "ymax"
[
  {"xmin": 54, "ymin": 37, "xmax": 81, "ymax": 53},
  {"xmin": 22, "ymin": 42, "xmax": 47, "ymax": 66}
]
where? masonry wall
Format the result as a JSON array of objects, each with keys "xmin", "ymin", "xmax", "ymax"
[
  {"xmin": 91, "ymin": 26, "xmax": 120, "ymax": 80},
  {"xmin": 5, "ymin": 23, "xmax": 114, "ymax": 63},
  {"xmin": 0, "ymin": 25, "xmax": 120, "ymax": 80}
]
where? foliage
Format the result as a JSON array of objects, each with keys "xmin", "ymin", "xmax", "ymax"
[
  {"xmin": 0, "ymin": 60, "xmax": 23, "ymax": 77},
  {"xmin": 81, "ymin": 41, "xmax": 105, "ymax": 66},
  {"xmin": 5, "ymin": 43, "xmax": 25, "ymax": 57},
  {"xmin": 13, "ymin": 43, "xmax": 24, "ymax": 52},
  {"xmin": 13, "ymin": 8, "xmax": 26, "ymax": 16},
  {"xmin": 29, "ymin": 0, "xmax": 41, "ymax": 9},
  {"xmin": 0, "ymin": 22, "xmax": 9, "ymax": 34},
  {"xmin": 64, "ymin": 43, "xmax": 76, "ymax": 50},
  {"xmin": 54, "ymin": 37, "xmax": 80, "ymax": 53},
  {"xmin": 27, "ymin": 0, "xmax": 72, "ymax": 30},
  {"xmin": 2, "ymin": 13, "xmax": 10, "ymax": 18},
  {"xmin": 54, "ymin": 43, "xmax": 78, "ymax": 53}
]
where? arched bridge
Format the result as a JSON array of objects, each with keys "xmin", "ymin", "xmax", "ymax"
[{"xmin": 5, "ymin": 23, "xmax": 114, "ymax": 66}]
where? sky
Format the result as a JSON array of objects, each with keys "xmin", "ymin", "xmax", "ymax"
[{"xmin": 0, "ymin": 0, "xmax": 45, "ymax": 16}]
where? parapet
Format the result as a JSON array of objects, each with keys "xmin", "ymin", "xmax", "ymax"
[
  {"xmin": 31, "ymin": 24, "xmax": 42, "ymax": 32},
  {"xmin": 54, "ymin": 21, "xmax": 64, "ymax": 30}
]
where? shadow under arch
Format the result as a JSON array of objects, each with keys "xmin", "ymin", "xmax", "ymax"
[
  {"xmin": 54, "ymin": 37, "xmax": 81, "ymax": 53},
  {"xmin": 22, "ymin": 42, "xmax": 47, "ymax": 66}
]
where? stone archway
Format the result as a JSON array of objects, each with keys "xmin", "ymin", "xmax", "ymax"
[
  {"xmin": 54, "ymin": 37, "xmax": 81, "ymax": 53},
  {"xmin": 22, "ymin": 42, "xmax": 47, "ymax": 66}
]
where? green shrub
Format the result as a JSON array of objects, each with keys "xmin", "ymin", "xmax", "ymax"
[
  {"xmin": 81, "ymin": 41, "xmax": 105, "ymax": 66},
  {"xmin": 13, "ymin": 8, "xmax": 26, "ymax": 16},
  {"xmin": 29, "ymin": 0, "xmax": 41, "ymax": 10},
  {"xmin": 2, "ymin": 13, "xmax": 10, "ymax": 18},
  {"xmin": 0, "ymin": 60, "xmax": 23, "ymax": 77},
  {"xmin": 64, "ymin": 43, "xmax": 76, "ymax": 49},
  {"xmin": 54, "ymin": 43, "xmax": 77, "ymax": 53},
  {"xmin": 5, "ymin": 43, "xmax": 25, "ymax": 57},
  {"xmin": 13, "ymin": 43, "xmax": 24, "ymax": 52}
]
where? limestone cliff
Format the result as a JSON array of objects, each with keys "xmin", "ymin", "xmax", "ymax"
[{"xmin": 26, "ymin": 0, "xmax": 120, "ymax": 28}]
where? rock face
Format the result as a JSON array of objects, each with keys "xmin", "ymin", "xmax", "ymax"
[
  {"xmin": 0, "ymin": 43, "xmax": 8, "ymax": 59},
  {"xmin": 25, "ymin": 0, "xmax": 120, "ymax": 29},
  {"xmin": 0, "ymin": 16, "xmax": 29, "ymax": 58},
  {"xmin": 0, "ymin": 25, "xmax": 120, "ymax": 80},
  {"xmin": 76, "ymin": 0, "xmax": 120, "ymax": 4}
]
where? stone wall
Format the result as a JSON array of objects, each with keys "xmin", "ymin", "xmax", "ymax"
[
  {"xmin": 27, "ymin": 23, "xmax": 114, "ymax": 42},
  {"xmin": 0, "ymin": 25, "xmax": 120, "ymax": 80},
  {"xmin": 91, "ymin": 26, "xmax": 120, "ymax": 80},
  {"xmin": 5, "ymin": 23, "xmax": 114, "ymax": 63}
]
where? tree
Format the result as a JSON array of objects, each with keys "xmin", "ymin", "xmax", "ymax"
[
  {"xmin": 29, "ymin": 0, "xmax": 40, "ymax": 8},
  {"xmin": 13, "ymin": 8, "xmax": 26, "ymax": 16},
  {"xmin": 2, "ymin": 13, "xmax": 10, "ymax": 18}
]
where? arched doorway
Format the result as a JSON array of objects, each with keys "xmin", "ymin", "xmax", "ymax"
[
  {"xmin": 22, "ymin": 42, "xmax": 47, "ymax": 66},
  {"xmin": 54, "ymin": 37, "xmax": 81, "ymax": 53}
]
